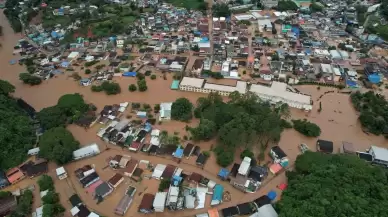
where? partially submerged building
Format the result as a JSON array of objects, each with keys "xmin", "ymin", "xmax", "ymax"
[{"xmin": 73, "ymin": 143, "xmax": 100, "ymax": 160}]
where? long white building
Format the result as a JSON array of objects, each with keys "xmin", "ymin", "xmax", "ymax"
[{"xmin": 179, "ymin": 77, "xmax": 312, "ymax": 110}]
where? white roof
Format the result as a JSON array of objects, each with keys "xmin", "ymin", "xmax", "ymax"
[
  {"xmin": 367, "ymin": 3, "xmax": 381, "ymax": 13},
  {"xmin": 235, "ymin": 14, "xmax": 254, "ymax": 20},
  {"xmin": 28, "ymin": 147, "xmax": 40, "ymax": 155},
  {"xmin": 70, "ymin": 206, "xmax": 80, "ymax": 216},
  {"xmin": 36, "ymin": 206, "xmax": 44, "ymax": 217},
  {"xmin": 151, "ymin": 129, "xmax": 160, "ymax": 136},
  {"xmin": 256, "ymin": 204, "xmax": 278, "ymax": 217},
  {"xmin": 196, "ymin": 187, "xmax": 207, "ymax": 209},
  {"xmin": 56, "ymin": 167, "xmax": 66, "ymax": 176},
  {"xmin": 314, "ymin": 49, "xmax": 330, "ymax": 56},
  {"xmin": 203, "ymin": 81, "xmax": 247, "ymax": 94},
  {"xmin": 185, "ymin": 195, "xmax": 196, "ymax": 209},
  {"xmin": 40, "ymin": 190, "xmax": 49, "ymax": 198},
  {"xmin": 251, "ymin": 11, "xmax": 263, "ymax": 19},
  {"xmin": 329, "ymin": 50, "xmax": 341, "ymax": 59},
  {"xmin": 347, "ymin": 70, "xmax": 357, "ymax": 77},
  {"xmin": 180, "ymin": 77, "xmax": 205, "ymax": 88},
  {"xmin": 273, "ymin": 11, "xmax": 282, "ymax": 17},
  {"xmin": 238, "ymin": 157, "xmax": 251, "ymax": 175},
  {"xmin": 152, "ymin": 164, "xmax": 167, "ymax": 179},
  {"xmin": 339, "ymin": 50, "xmax": 349, "ymax": 59},
  {"xmin": 153, "ymin": 192, "xmax": 167, "ymax": 208},
  {"xmin": 198, "ymin": 42, "xmax": 211, "ymax": 48},
  {"xmin": 370, "ymin": 146, "xmax": 388, "ymax": 162},
  {"xmin": 173, "ymin": 168, "xmax": 183, "ymax": 177},
  {"xmin": 333, "ymin": 68, "xmax": 341, "ymax": 76},
  {"xmin": 73, "ymin": 143, "xmax": 100, "ymax": 159},
  {"xmin": 250, "ymin": 82, "xmax": 311, "ymax": 105},
  {"xmin": 151, "ymin": 136, "xmax": 160, "ymax": 147},
  {"xmin": 207, "ymin": 180, "xmax": 216, "ymax": 189},
  {"xmin": 160, "ymin": 102, "xmax": 172, "ymax": 111},
  {"xmin": 257, "ymin": 19, "xmax": 272, "ymax": 27},
  {"xmin": 68, "ymin": 51, "xmax": 79, "ymax": 59},
  {"xmin": 88, "ymin": 212, "xmax": 100, "ymax": 217},
  {"xmin": 320, "ymin": 64, "xmax": 333, "ymax": 74}
]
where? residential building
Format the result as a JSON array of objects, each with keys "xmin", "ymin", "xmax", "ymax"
[
  {"xmin": 260, "ymin": 0, "xmax": 278, "ymax": 8},
  {"xmin": 0, "ymin": 170, "xmax": 9, "ymax": 189},
  {"xmin": 250, "ymin": 204, "xmax": 278, "ymax": 217},
  {"xmin": 257, "ymin": 19, "xmax": 272, "ymax": 31},
  {"xmin": 108, "ymin": 173, "xmax": 124, "ymax": 188},
  {"xmin": 123, "ymin": 159, "xmax": 138, "ymax": 177},
  {"xmin": 6, "ymin": 167, "xmax": 25, "ymax": 185},
  {"xmin": 192, "ymin": 59, "xmax": 204, "ymax": 76},
  {"xmin": 238, "ymin": 157, "xmax": 251, "ymax": 176},
  {"xmin": 159, "ymin": 102, "xmax": 173, "ymax": 121},
  {"xmin": 211, "ymin": 184, "xmax": 224, "ymax": 206},
  {"xmin": 138, "ymin": 194, "xmax": 155, "ymax": 213},
  {"xmin": 114, "ymin": 186, "xmax": 136, "ymax": 216},
  {"xmin": 95, "ymin": 182, "xmax": 113, "ymax": 199},
  {"xmin": 368, "ymin": 146, "xmax": 388, "ymax": 166},
  {"xmin": 73, "ymin": 143, "xmax": 100, "ymax": 160},
  {"xmin": 179, "ymin": 77, "xmax": 247, "ymax": 96},
  {"xmin": 153, "ymin": 192, "xmax": 167, "ymax": 212},
  {"xmin": 166, "ymin": 186, "xmax": 180, "ymax": 210},
  {"xmin": 56, "ymin": 167, "xmax": 67, "ymax": 180}
]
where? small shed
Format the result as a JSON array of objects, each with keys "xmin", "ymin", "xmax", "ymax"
[
  {"xmin": 27, "ymin": 147, "xmax": 40, "ymax": 156},
  {"xmin": 196, "ymin": 153, "xmax": 207, "ymax": 165},
  {"xmin": 269, "ymin": 164, "xmax": 282, "ymax": 175},
  {"xmin": 188, "ymin": 172, "xmax": 203, "ymax": 183},
  {"xmin": 56, "ymin": 167, "xmax": 67, "ymax": 180},
  {"xmin": 316, "ymin": 139, "xmax": 334, "ymax": 153},
  {"xmin": 218, "ymin": 168, "xmax": 229, "ymax": 180},
  {"xmin": 173, "ymin": 146, "xmax": 184, "ymax": 159},
  {"xmin": 341, "ymin": 141, "xmax": 355, "ymax": 154},
  {"xmin": 138, "ymin": 194, "xmax": 155, "ymax": 213}
]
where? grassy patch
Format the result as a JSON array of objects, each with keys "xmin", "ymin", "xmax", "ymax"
[
  {"xmin": 122, "ymin": 16, "xmax": 136, "ymax": 24},
  {"xmin": 165, "ymin": 0, "xmax": 207, "ymax": 10}
]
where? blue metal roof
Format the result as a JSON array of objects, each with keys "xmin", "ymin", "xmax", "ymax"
[
  {"xmin": 218, "ymin": 168, "xmax": 229, "ymax": 179},
  {"xmin": 174, "ymin": 147, "xmax": 184, "ymax": 159},
  {"xmin": 212, "ymin": 184, "xmax": 224, "ymax": 201},
  {"xmin": 368, "ymin": 74, "xmax": 380, "ymax": 84}
]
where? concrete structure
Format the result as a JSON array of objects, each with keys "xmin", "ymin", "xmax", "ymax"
[
  {"xmin": 250, "ymin": 82, "xmax": 312, "ymax": 110},
  {"xmin": 153, "ymin": 192, "xmax": 167, "ymax": 212},
  {"xmin": 73, "ymin": 143, "xmax": 100, "ymax": 160},
  {"xmin": 257, "ymin": 19, "xmax": 272, "ymax": 31},
  {"xmin": 159, "ymin": 102, "xmax": 173, "ymax": 121},
  {"xmin": 260, "ymin": 0, "xmax": 279, "ymax": 8},
  {"xmin": 369, "ymin": 146, "xmax": 388, "ymax": 166},
  {"xmin": 179, "ymin": 77, "xmax": 247, "ymax": 96}
]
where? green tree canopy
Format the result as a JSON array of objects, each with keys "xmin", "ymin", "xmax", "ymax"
[
  {"xmin": 240, "ymin": 149, "xmax": 254, "ymax": 159},
  {"xmin": 57, "ymin": 93, "xmax": 88, "ymax": 115},
  {"xmin": 37, "ymin": 106, "xmax": 68, "ymax": 130},
  {"xmin": 277, "ymin": 0, "xmax": 298, "ymax": 11},
  {"xmin": 0, "ymin": 91, "xmax": 35, "ymax": 169},
  {"xmin": 292, "ymin": 119, "xmax": 321, "ymax": 137},
  {"xmin": 37, "ymin": 175, "xmax": 54, "ymax": 191},
  {"xmin": 128, "ymin": 84, "xmax": 137, "ymax": 92},
  {"xmin": 8, "ymin": 190, "xmax": 33, "ymax": 217},
  {"xmin": 351, "ymin": 91, "xmax": 388, "ymax": 135},
  {"xmin": 42, "ymin": 191, "xmax": 60, "ymax": 204},
  {"xmin": 171, "ymin": 97, "xmax": 193, "ymax": 122},
  {"xmin": 212, "ymin": 3, "xmax": 231, "ymax": 17},
  {"xmin": 137, "ymin": 79, "xmax": 148, "ymax": 92},
  {"xmin": 39, "ymin": 127, "xmax": 80, "ymax": 164},
  {"xmin": 190, "ymin": 119, "xmax": 217, "ymax": 141},
  {"xmin": 278, "ymin": 152, "xmax": 388, "ymax": 217},
  {"xmin": 0, "ymin": 80, "xmax": 15, "ymax": 95},
  {"xmin": 42, "ymin": 203, "xmax": 65, "ymax": 217},
  {"xmin": 19, "ymin": 73, "xmax": 42, "ymax": 85}
]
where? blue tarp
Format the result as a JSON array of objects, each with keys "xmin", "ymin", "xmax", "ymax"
[
  {"xmin": 212, "ymin": 184, "xmax": 224, "ymax": 202},
  {"xmin": 368, "ymin": 74, "xmax": 380, "ymax": 84},
  {"xmin": 51, "ymin": 31, "xmax": 58, "ymax": 38},
  {"xmin": 9, "ymin": 60, "xmax": 16, "ymax": 65},
  {"xmin": 305, "ymin": 48, "xmax": 312, "ymax": 55},
  {"xmin": 291, "ymin": 26, "xmax": 300, "ymax": 38},
  {"xmin": 52, "ymin": 70, "xmax": 62, "ymax": 74},
  {"xmin": 200, "ymin": 37, "xmax": 209, "ymax": 42},
  {"xmin": 172, "ymin": 175, "xmax": 183, "ymax": 186},
  {"xmin": 174, "ymin": 147, "xmax": 184, "ymax": 159},
  {"xmin": 218, "ymin": 168, "xmax": 229, "ymax": 180},
  {"xmin": 144, "ymin": 122, "xmax": 152, "ymax": 132},
  {"xmin": 267, "ymin": 191, "xmax": 277, "ymax": 200},
  {"xmin": 194, "ymin": 31, "xmax": 201, "ymax": 35},
  {"xmin": 346, "ymin": 79, "xmax": 357, "ymax": 88},
  {"xmin": 61, "ymin": 61, "xmax": 70, "ymax": 68},
  {"xmin": 122, "ymin": 72, "xmax": 137, "ymax": 77}
]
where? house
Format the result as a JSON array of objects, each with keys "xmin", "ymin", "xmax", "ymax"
[
  {"xmin": 6, "ymin": 167, "xmax": 25, "ymax": 185},
  {"xmin": 254, "ymin": 195, "xmax": 271, "ymax": 208},
  {"xmin": 69, "ymin": 194, "xmax": 82, "ymax": 207},
  {"xmin": 33, "ymin": 205, "xmax": 44, "ymax": 217},
  {"xmin": 73, "ymin": 143, "xmax": 100, "ymax": 160},
  {"xmin": 153, "ymin": 192, "xmax": 167, "ymax": 212},
  {"xmin": 114, "ymin": 186, "xmax": 136, "ymax": 216},
  {"xmin": 250, "ymin": 204, "xmax": 278, "ymax": 217},
  {"xmin": 238, "ymin": 157, "xmax": 251, "ymax": 176},
  {"xmin": 108, "ymin": 173, "xmax": 124, "ymax": 188},
  {"xmin": 152, "ymin": 164, "xmax": 167, "ymax": 180},
  {"xmin": 316, "ymin": 139, "xmax": 334, "ymax": 153},
  {"xmin": 211, "ymin": 184, "xmax": 224, "ymax": 206},
  {"xmin": 159, "ymin": 102, "xmax": 173, "ymax": 121},
  {"xmin": 192, "ymin": 59, "xmax": 204, "ymax": 75},
  {"xmin": 183, "ymin": 143, "xmax": 195, "ymax": 157},
  {"xmin": 116, "ymin": 39, "xmax": 124, "ymax": 48},
  {"xmin": 94, "ymin": 182, "xmax": 113, "ymax": 198},
  {"xmin": 221, "ymin": 206, "xmax": 239, "ymax": 217},
  {"xmin": 196, "ymin": 153, "xmax": 207, "ymax": 166},
  {"xmin": 109, "ymin": 155, "xmax": 122, "ymax": 168},
  {"xmin": 27, "ymin": 147, "xmax": 40, "ymax": 156},
  {"xmin": 138, "ymin": 193, "xmax": 155, "ymax": 213},
  {"xmin": 67, "ymin": 51, "xmax": 80, "ymax": 62},
  {"xmin": 188, "ymin": 172, "xmax": 203, "ymax": 183},
  {"xmin": 260, "ymin": 0, "xmax": 278, "ymax": 8},
  {"xmin": 123, "ymin": 159, "xmax": 138, "ymax": 177},
  {"xmin": 56, "ymin": 167, "xmax": 67, "ymax": 180},
  {"xmin": 270, "ymin": 146, "xmax": 287, "ymax": 160},
  {"xmin": 238, "ymin": 202, "xmax": 256, "ymax": 215},
  {"xmin": 0, "ymin": 195, "xmax": 17, "ymax": 216},
  {"xmin": 21, "ymin": 159, "xmax": 49, "ymax": 178},
  {"xmin": 248, "ymin": 166, "xmax": 268, "ymax": 182},
  {"xmin": 257, "ymin": 19, "xmax": 272, "ymax": 31},
  {"xmin": 368, "ymin": 146, "xmax": 388, "ymax": 166},
  {"xmin": 80, "ymin": 172, "xmax": 100, "ymax": 188},
  {"xmin": 161, "ymin": 164, "xmax": 176, "ymax": 180},
  {"xmin": 166, "ymin": 186, "xmax": 180, "ymax": 210},
  {"xmin": 0, "ymin": 170, "xmax": 9, "ymax": 189},
  {"xmin": 341, "ymin": 141, "xmax": 356, "ymax": 154}
]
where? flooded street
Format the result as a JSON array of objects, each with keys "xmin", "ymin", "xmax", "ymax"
[{"xmin": 1, "ymin": 8, "xmax": 388, "ymax": 217}]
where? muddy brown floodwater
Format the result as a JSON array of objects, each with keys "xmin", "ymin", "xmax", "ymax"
[{"xmin": 2, "ymin": 9, "xmax": 388, "ymax": 217}]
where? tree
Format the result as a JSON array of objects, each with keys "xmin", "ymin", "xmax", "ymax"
[
  {"xmin": 0, "ymin": 93, "xmax": 35, "ymax": 169},
  {"xmin": 150, "ymin": 74, "xmax": 157, "ymax": 80},
  {"xmin": 212, "ymin": 3, "xmax": 231, "ymax": 17},
  {"xmin": 191, "ymin": 45, "xmax": 200, "ymax": 52},
  {"xmin": 38, "ymin": 175, "xmax": 54, "ymax": 191},
  {"xmin": 292, "ymin": 119, "xmax": 321, "ymax": 137},
  {"xmin": 136, "ymin": 73, "xmax": 145, "ymax": 80},
  {"xmin": 42, "ymin": 203, "xmax": 65, "ymax": 217},
  {"xmin": 37, "ymin": 106, "xmax": 68, "ymax": 130},
  {"xmin": 277, "ymin": 0, "xmax": 298, "ymax": 11},
  {"xmin": 240, "ymin": 149, "xmax": 254, "ymax": 159},
  {"xmin": 277, "ymin": 152, "xmax": 388, "ymax": 217},
  {"xmin": 328, "ymin": 46, "xmax": 336, "ymax": 50},
  {"xmin": 39, "ymin": 127, "xmax": 80, "ymax": 164},
  {"xmin": 310, "ymin": 2, "xmax": 324, "ymax": 12},
  {"xmin": 272, "ymin": 26, "xmax": 277, "ymax": 35},
  {"xmin": 154, "ymin": 104, "xmax": 161, "ymax": 113},
  {"xmin": 42, "ymin": 191, "xmax": 60, "ymax": 204},
  {"xmin": 190, "ymin": 119, "xmax": 217, "ymax": 141},
  {"xmin": 0, "ymin": 80, "xmax": 15, "ymax": 95},
  {"xmin": 8, "ymin": 190, "xmax": 33, "ymax": 217},
  {"xmin": 215, "ymin": 149, "xmax": 234, "ymax": 167},
  {"xmin": 137, "ymin": 79, "xmax": 148, "ymax": 92},
  {"xmin": 144, "ymin": 70, "xmax": 151, "ymax": 76},
  {"xmin": 85, "ymin": 69, "xmax": 92, "ymax": 74},
  {"xmin": 19, "ymin": 73, "xmax": 42, "ymax": 85},
  {"xmin": 100, "ymin": 81, "xmax": 121, "ymax": 95},
  {"xmin": 57, "ymin": 93, "xmax": 88, "ymax": 116},
  {"xmin": 128, "ymin": 84, "xmax": 137, "ymax": 92},
  {"xmin": 91, "ymin": 85, "xmax": 103, "ymax": 92},
  {"xmin": 171, "ymin": 98, "xmax": 193, "ymax": 122},
  {"xmin": 158, "ymin": 179, "xmax": 171, "ymax": 191}
]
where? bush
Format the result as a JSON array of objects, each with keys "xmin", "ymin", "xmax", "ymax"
[
  {"xmin": 128, "ymin": 84, "xmax": 137, "ymax": 92},
  {"xmin": 280, "ymin": 119, "xmax": 293, "ymax": 129},
  {"xmin": 158, "ymin": 179, "xmax": 170, "ymax": 192},
  {"xmin": 240, "ymin": 149, "xmax": 254, "ymax": 159},
  {"xmin": 93, "ymin": 81, "xmax": 121, "ymax": 95},
  {"xmin": 136, "ymin": 73, "xmax": 145, "ymax": 80},
  {"xmin": 154, "ymin": 104, "xmax": 160, "ymax": 113},
  {"xmin": 84, "ymin": 60, "xmax": 99, "ymax": 67},
  {"xmin": 42, "ymin": 191, "xmax": 60, "ymax": 204},
  {"xmin": 85, "ymin": 69, "xmax": 91, "ymax": 74},
  {"xmin": 38, "ymin": 175, "xmax": 54, "ymax": 191},
  {"xmin": 150, "ymin": 74, "xmax": 157, "ymax": 80},
  {"xmin": 145, "ymin": 70, "xmax": 151, "ymax": 76},
  {"xmin": 292, "ymin": 119, "xmax": 321, "ymax": 137},
  {"xmin": 216, "ymin": 149, "xmax": 234, "ymax": 167}
]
